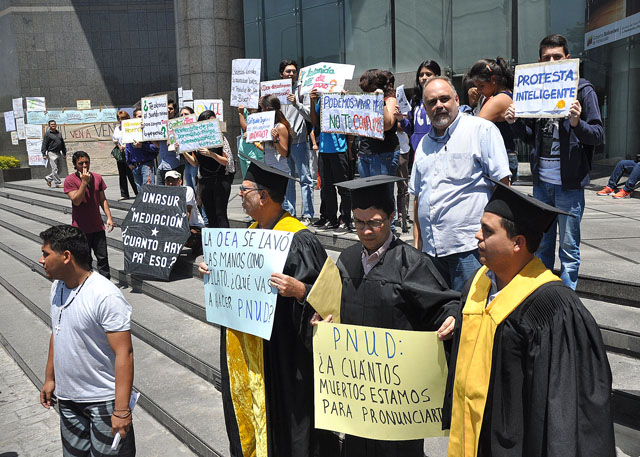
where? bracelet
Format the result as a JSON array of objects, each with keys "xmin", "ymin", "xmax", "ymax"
[
  {"xmin": 113, "ymin": 408, "xmax": 131, "ymax": 412},
  {"xmin": 112, "ymin": 410, "xmax": 132, "ymax": 419}
]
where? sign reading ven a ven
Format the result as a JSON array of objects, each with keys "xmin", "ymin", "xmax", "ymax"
[{"xmin": 202, "ymin": 228, "xmax": 293, "ymax": 340}]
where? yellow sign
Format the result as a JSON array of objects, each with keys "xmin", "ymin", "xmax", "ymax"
[
  {"xmin": 76, "ymin": 99, "xmax": 91, "ymax": 110},
  {"xmin": 306, "ymin": 257, "xmax": 342, "ymax": 323},
  {"xmin": 313, "ymin": 323, "xmax": 449, "ymax": 441}
]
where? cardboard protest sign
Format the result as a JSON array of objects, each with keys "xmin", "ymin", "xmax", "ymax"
[
  {"xmin": 26, "ymin": 97, "xmax": 46, "ymax": 112},
  {"xmin": 396, "ymin": 85, "xmax": 412, "ymax": 115},
  {"xmin": 314, "ymin": 323, "xmax": 449, "ymax": 440},
  {"xmin": 26, "ymin": 138, "xmax": 45, "ymax": 166},
  {"xmin": 167, "ymin": 114, "xmax": 198, "ymax": 151},
  {"xmin": 298, "ymin": 62, "xmax": 355, "ymax": 96},
  {"xmin": 202, "ymin": 228, "xmax": 294, "ymax": 340},
  {"xmin": 15, "ymin": 117, "xmax": 25, "ymax": 140},
  {"xmin": 194, "ymin": 99, "xmax": 224, "ymax": 120},
  {"xmin": 121, "ymin": 118, "xmax": 143, "ymax": 144},
  {"xmin": 58, "ymin": 123, "xmax": 118, "ymax": 142},
  {"xmin": 77, "ymin": 99, "xmax": 91, "ymax": 110},
  {"xmin": 141, "ymin": 95, "xmax": 169, "ymax": 140},
  {"xmin": 101, "ymin": 108, "xmax": 118, "ymax": 122},
  {"xmin": 26, "ymin": 111, "xmax": 48, "ymax": 125},
  {"xmin": 260, "ymin": 79, "xmax": 292, "ymax": 105},
  {"xmin": 230, "ymin": 59, "xmax": 261, "ymax": 109},
  {"xmin": 245, "ymin": 111, "xmax": 275, "ymax": 142},
  {"xmin": 25, "ymin": 124, "xmax": 43, "ymax": 139},
  {"xmin": 122, "ymin": 184, "xmax": 191, "ymax": 280},
  {"xmin": 513, "ymin": 59, "xmax": 580, "ymax": 118},
  {"xmin": 11, "ymin": 131, "xmax": 18, "ymax": 145},
  {"xmin": 12, "ymin": 98, "xmax": 24, "ymax": 118},
  {"xmin": 306, "ymin": 257, "xmax": 342, "ymax": 323},
  {"xmin": 172, "ymin": 119, "xmax": 223, "ymax": 153},
  {"xmin": 320, "ymin": 93, "xmax": 385, "ymax": 140},
  {"xmin": 182, "ymin": 89, "xmax": 193, "ymax": 101},
  {"xmin": 4, "ymin": 111, "xmax": 16, "ymax": 132}
]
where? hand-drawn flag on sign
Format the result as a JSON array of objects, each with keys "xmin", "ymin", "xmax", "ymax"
[{"xmin": 121, "ymin": 184, "xmax": 191, "ymax": 280}]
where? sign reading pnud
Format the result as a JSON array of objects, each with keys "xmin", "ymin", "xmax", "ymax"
[
  {"xmin": 512, "ymin": 59, "xmax": 580, "ymax": 118},
  {"xmin": 141, "ymin": 95, "xmax": 169, "ymax": 140},
  {"xmin": 245, "ymin": 111, "xmax": 275, "ymax": 142},
  {"xmin": 320, "ymin": 93, "xmax": 385, "ymax": 139},
  {"xmin": 314, "ymin": 323, "xmax": 449, "ymax": 440},
  {"xmin": 230, "ymin": 59, "xmax": 261, "ymax": 109},
  {"xmin": 172, "ymin": 119, "xmax": 223, "ymax": 153},
  {"xmin": 202, "ymin": 228, "xmax": 293, "ymax": 340}
]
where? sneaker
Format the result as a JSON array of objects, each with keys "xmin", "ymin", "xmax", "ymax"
[
  {"xmin": 612, "ymin": 189, "xmax": 631, "ymax": 199},
  {"xmin": 596, "ymin": 186, "xmax": 615, "ymax": 196},
  {"xmin": 312, "ymin": 217, "xmax": 329, "ymax": 227},
  {"xmin": 323, "ymin": 221, "xmax": 340, "ymax": 231},
  {"xmin": 45, "ymin": 179, "xmax": 51, "ymax": 187},
  {"xmin": 333, "ymin": 222, "xmax": 353, "ymax": 234},
  {"xmin": 300, "ymin": 216, "xmax": 312, "ymax": 226}
]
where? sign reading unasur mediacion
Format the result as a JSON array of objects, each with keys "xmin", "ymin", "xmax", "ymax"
[
  {"xmin": 313, "ymin": 323, "xmax": 449, "ymax": 441},
  {"xmin": 202, "ymin": 228, "xmax": 293, "ymax": 340},
  {"xmin": 512, "ymin": 59, "xmax": 580, "ymax": 118},
  {"xmin": 320, "ymin": 93, "xmax": 385, "ymax": 140},
  {"xmin": 121, "ymin": 185, "xmax": 191, "ymax": 280}
]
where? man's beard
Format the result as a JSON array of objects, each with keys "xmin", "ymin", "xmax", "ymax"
[{"xmin": 431, "ymin": 111, "xmax": 451, "ymax": 130}]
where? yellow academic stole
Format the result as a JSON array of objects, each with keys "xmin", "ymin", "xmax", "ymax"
[
  {"xmin": 448, "ymin": 257, "xmax": 559, "ymax": 457},
  {"xmin": 227, "ymin": 213, "xmax": 306, "ymax": 457}
]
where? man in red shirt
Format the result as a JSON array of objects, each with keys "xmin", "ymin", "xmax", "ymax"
[{"xmin": 64, "ymin": 151, "xmax": 114, "ymax": 278}]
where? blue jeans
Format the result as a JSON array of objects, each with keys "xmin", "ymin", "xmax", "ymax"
[
  {"xmin": 608, "ymin": 160, "xmax": 640, "ymax": 192},
  {"xmin": 533, "ymin": 181, "xmax": 584, "ymax": 290},
  {"xmin": 287, "ymin": 142, "xmax": 314, "ymax": 218},
  {"xmin": 358, "ymin": 151, "xmax": 395, "ymax": 178},
  {"xmin": 184, "ymin": 162, "xmax": 198, "ymax": 194},
  {"xmin": 131, "ymin": 160, "xmax": 155, "ymax": 192},
  {"xmin": 428, "ymin": 249, "xmax": 481, "ymax": 292}
]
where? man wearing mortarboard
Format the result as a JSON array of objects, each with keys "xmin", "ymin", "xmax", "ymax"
[
  {"xmin": 199, "ymin": 156, "xmax": 334, "ymax": 457},
  {"xmin": 443, "ymin": 178, "xmax": 615, "ymax": 457}
]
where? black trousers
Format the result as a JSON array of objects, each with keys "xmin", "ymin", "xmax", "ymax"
[
  {"xmin": 319, "ymin": 152, "xmax": 352, "ymax": 224},
  {"xmin": 200, "ymin": 173, "xmax": 234, "ymax": 228},
  {"xmin": 85, "ymin": 230, "xmax": 110, "ymax": 279},
  {"xmin": 116, "ymin": 160, "xmax": 137, "ymax": 198}
]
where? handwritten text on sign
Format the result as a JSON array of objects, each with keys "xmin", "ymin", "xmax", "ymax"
[
  {"xmin": 26, "ymin": 138, "xmax": 46, "ymax": 166},
  {"xmin": 141, "ymin": 95, "xmax": 169, "ymax": 140},
  {"xmin": 121, "ymin": 118, "xmax": 143, "ymax": 144},
  {"xmin": 230, "ymin": 59, "xmax": 261, "ymax": 109},
  {"xmin": 194, "ymin": 99, "xmax": 224, "ymax": 121},
  {"xmin": 314, "ymin": 323, "xmax": 448, "ymax": 440},
  {"xmin": 260, "ymin": 79, "xmax": 292, "ymax": 105},
  {"xmin": 298, "ymin": 62, "xmax": 355, "ymax": 96},
  {"xmin": 320, "ymin": 93, "xmax": 385, "ymax": 140},
  {"xmin": 246, "ymin": 111, "xmax": 275, "ymax": 142},
  {"xmin": 513, "ymin": 59, "xmax": 579, "ymax": 118},
  {"xmin": 26, "ymin": 97, "xmax": 46, "ymax": 112},
  {"xmin": 172, "ymin": 119, "xmax": 223, "ymax": 153},
  {"xmin": 202, "ymin": 228, "xmax": 293, "ymax": 340},
  {"xmin": 167, "ymin": 114, "xmax": 198, "ymax": 150}
]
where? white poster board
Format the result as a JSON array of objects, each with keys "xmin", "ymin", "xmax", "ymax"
[
  {"xmin": 194, "ymin": 99, "xmax": 224, "ymax": 121},
  {"xmin": 12, "ymin": 98, "xmax": 24, "ymax": 118},
  {"xmin": 27, "ymin": 138, "xmax": 46, "ymax": 166},
  {"xmin": 260, "ymin": 79, "xmax": 292, "ymax": 105},
  {"xmin": 25, "ymin": 124, "xmax": 43, "ymax": 139},
  {"xmin": 141, "ymin": 94, "xmax": 169, "ymax": 140},
  {"xmin": 298, "ymin": 62, "xmax": 355, "ymax": 96},
  {"xmin": 230, "ymin": 59, "xmax": 261, "ymax": 109},
  {"xmin": 121, "ymin": 118, "xmax": 143, "ymax": 144},
  {"xmin": 26, "ymin": 97, "xmax": 46, "ymax": 112},
  {"xmin": 245, "ymin": 111, "xmax": 275, "ymax": 142},
  {"xmin": 320, "ymin": 93, "xmax": 385, "ymax": 139},
  {"xmin": 15, "ymin": 117, "xmax": 25, "ymax": 140},
  {"xmin": 512, "ymin": 59, "xmax": 580, "ymax": 118},
  {"xmin": 4, "ymin": 111, "xmax": 16, "ymax": 132},
  {"xmin": 396, "ymin": 85, "xmax": 412, "ymax": 115},
  {"xmin": 172, "ymin": 119, "xmax": 224, "ymax": 153}
]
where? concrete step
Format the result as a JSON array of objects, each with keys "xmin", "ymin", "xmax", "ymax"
[
  {"xmin": 0, "ymin": 226, "xmax": 222, "ymax": 389},
  {"xmin": 0, "ymin": 280, "xmax": 223, "ymax": 457}
]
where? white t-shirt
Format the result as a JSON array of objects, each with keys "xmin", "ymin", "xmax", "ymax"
[
  {"xmin": 50, "ymin": 272, "xmax": 131, "ymax": 402},
  {"xmin": 185, "ymin": 186, "xmax": 205, "ymax": 227},
  {"xmin": 112, "ymin": 125, "xmax": 123, "ymax": 146}
]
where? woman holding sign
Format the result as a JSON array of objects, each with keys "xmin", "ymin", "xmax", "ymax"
[
  {"xmin": 182, "ymin": 110, "xmax": 235, "ymax": 228},
  {"xmin": 467, "ymin": 57, "xmax": 518, "ymax": 182}
]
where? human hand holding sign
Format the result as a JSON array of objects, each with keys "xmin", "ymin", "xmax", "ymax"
[
  {"xmin": 437, "ymin": 316, "xmax": 455, "ymax": 341},
  {"xmin": 270, "ymin": 272, "xmax": 306, "ymax": 301},
  {"xmin": 568, "ymin": 99, "xmax": 581, "ymax": 127},
  {"xmin": 504, "ymin": 103, "xmax": 517, "ymax": 124}
]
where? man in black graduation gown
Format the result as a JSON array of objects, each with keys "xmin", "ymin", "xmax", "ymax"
[
  {"xmin": 443, "ymin": 179, "xmax": 615, "ymax": 457},
  {"xmin": 199, "ymin": 157, "xmax": 333, "ymax": 457},
  {"xmin": 318, "ymin": 175, "xmax": 460, "ymax": 457}
]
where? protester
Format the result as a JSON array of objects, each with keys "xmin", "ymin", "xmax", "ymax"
[
  {"xmin": 505, "ymin": 33, "xmax": 604, "ymax": 290},
  {"xmin": 42, "ymin": 120, "xmax": 67, "ymax": 188},
  {"xmin": 410, "ymin": 76, "xmax": 510, "ymax": 291},
  {"xmin": 63, "ymin": 151, "xmax": 114, "ymax": 279},
  {"xmin": 112, "ymin": 110, "xmax": 137, "ymax": 200},
  {"xmin": 597, "ymin": 153, "xmax": 640, "ymax": 198},
  {"xmin": 399, "ymin": 60, "xmax": 441, "ymax": 153},
  {"xmin": 164, "ymin": 170, "xmax": 204, "ymax": 255},
  {"xmin": 443, "ymin": 180, "xmax": 615, "ymax": 457},
  {"xmin": 396, "ymin": 122, "xmax": 411, "ymax": 233},
  {"xmin": 357, "ymin": 69, "xmax": 400, "ymax": 178},
  {"xmin": 179, "ymin": 106, "xmax": 198, "ymax": 194},
  {"xmin": 155, "ymin": 99, "xmax": 183, "ymax": 185},
  {"xmin": 198, "ymin": 157, "xmax": 332, "ymax": 457},
  {"xmin": 39, "ymin": 225, "xmax": 135, "ymax": 456},
  {"xmin": 309, "ymin": 88, "xmax": 353, "ymax": 233},
  {"xmin": 125, "ymin": 108, "xmax": 158, "ymax": 191},
  {"xmin": 237, "ymin": 104, "xmax": 263, "ymax": 178},
  {"xmin": 312, "ymin": 175, "xmax": 460, "ymax": 456},
  {"xmin": 468, "ymin": 57, "xmax": 518, "ymax": 182},
  {"xmin": 181, "ymin": 110, "xmax": 235, "ymax": 228},
  {"xmin": 281, "ymin": 59, "xmax": 315, "ymax": 225}
]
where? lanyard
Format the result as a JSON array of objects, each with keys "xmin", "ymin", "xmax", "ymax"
[{"xmin": 55, "ymin": 272, "xmax": 91, "ymax": 335}]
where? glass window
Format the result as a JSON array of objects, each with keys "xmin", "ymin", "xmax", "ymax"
[
  {"xmin": 345, "ymin": 0, "xmax": 392, "ymax": 76},
  {"xmin": 263, "ymin": 12, "xmax": 300, "ymax": 79},
  {"xmin": 263, "ymin": 0, "xmax": 296, "ymax": 19},
  {"xmin": 301, "ymin": 2, "xmax": 344, "ymax": 66}
]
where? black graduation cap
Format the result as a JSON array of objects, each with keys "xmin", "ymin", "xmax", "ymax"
[
  {"xmin": 240, "ymin": 154, "xmax": 298, "ymax": 196},
  {"xmin": 484, "ymin": 177, "xmax": 572, "ymax": 233},
  {"xmin": 335, "ymin": 175, "xmax": 406, "ymax": 210}
]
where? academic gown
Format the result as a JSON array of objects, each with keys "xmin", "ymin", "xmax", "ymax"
[
  {"xmin": 220, "ymin": 214, "xmax": 333, "ymax": 457},
  {"xmin": 442, "ymin": 269, "xmax": 616, "ymax": 457},
  {"xmin": 336, "ymin": 238, "xmax": 460, "ymax": 457}
]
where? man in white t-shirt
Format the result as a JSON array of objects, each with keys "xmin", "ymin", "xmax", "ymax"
[
  {"xmin": 39, "ymin": 225, "xmax": 135, "ymax": 456},
  {"xmin": 164, "ymin": 170, "xmax": 204, "ymax": 255}
]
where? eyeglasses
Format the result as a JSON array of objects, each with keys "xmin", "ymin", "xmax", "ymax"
[
  {"xmin": 239, "ymin": 186, "xmax": 266, "ymax": 194},
  {"xmin": 353, "ymin": 218, "xmax": 386, "ymax": 230}
]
